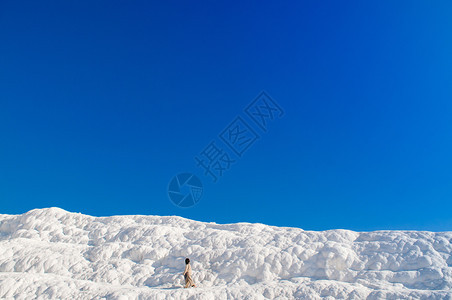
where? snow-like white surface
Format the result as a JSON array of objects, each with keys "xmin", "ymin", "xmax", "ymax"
[{"xmin": 0, "ymin": 208, "xmax": 451, "ymax": 299}]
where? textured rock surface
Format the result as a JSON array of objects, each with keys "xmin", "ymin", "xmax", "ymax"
[{"xmin": 0, "ymin": 208, "xmax": 451, "ymax": 299}]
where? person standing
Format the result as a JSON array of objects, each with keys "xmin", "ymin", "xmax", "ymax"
[{"xmin": 183, "ymin": 258, "xmax": 196, "ymax": 288}]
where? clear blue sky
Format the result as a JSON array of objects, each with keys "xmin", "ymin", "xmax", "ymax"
[{"xmin": 1, "ymin": 1, "xmax": 451, "ymax": 231}]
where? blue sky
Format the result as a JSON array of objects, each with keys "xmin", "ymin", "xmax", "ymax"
[{"xmin": 1, "ymin": 1, "xmax": 451, "ymax": 231}]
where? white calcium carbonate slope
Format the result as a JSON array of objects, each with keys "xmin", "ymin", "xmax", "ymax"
[{"xmin": 0, "ymin": 208, "xmax": 451, "ymax": 299}]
